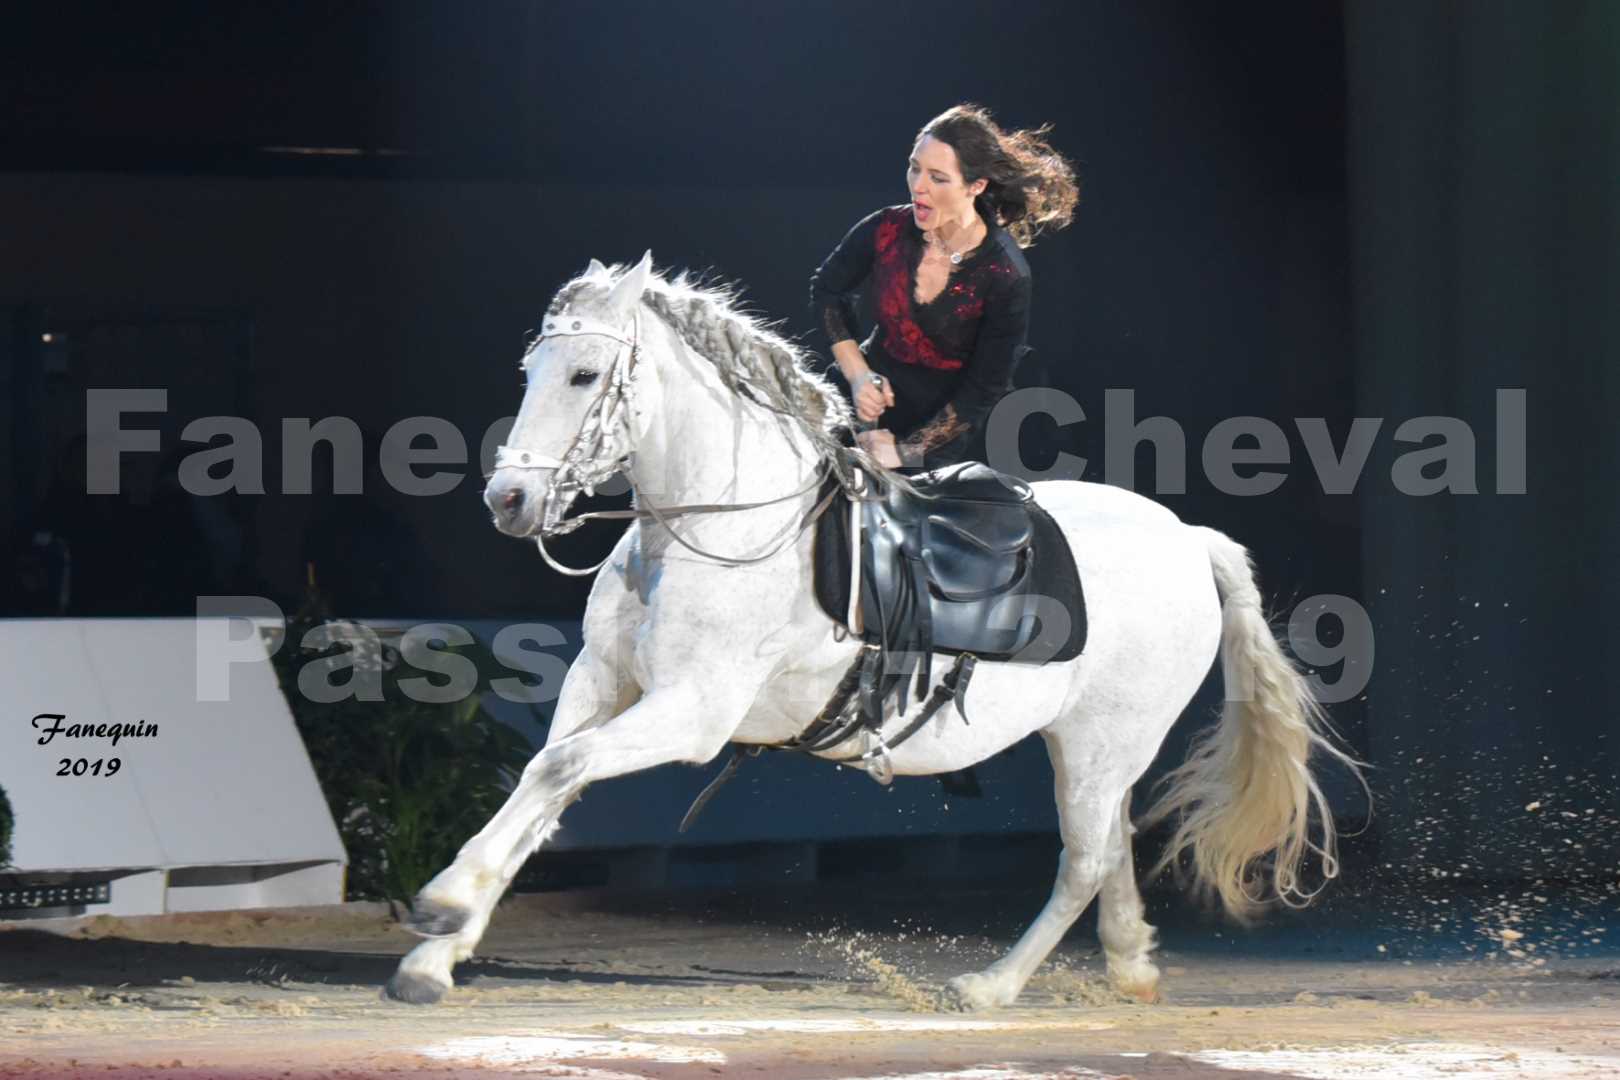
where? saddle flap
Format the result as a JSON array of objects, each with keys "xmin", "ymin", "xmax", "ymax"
[
  {"xmin": 925, "ymin": 509, "xmax": 1032, "ymax": 555},
  {"xmin": 926, "ymin": 537, "xmax": 1023, "ymax": 605}
]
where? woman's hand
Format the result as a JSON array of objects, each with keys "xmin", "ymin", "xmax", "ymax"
[
  {"xmin": 853, "ymin": 372, "xmax": 896, "ymax": 424},
  {"xmin": 855, "ymin": 428, "xmax": 903, "ymax": 468},
  {"xmin": 833, "ymin": 342, "xmax": 896, "ymax": 424}
]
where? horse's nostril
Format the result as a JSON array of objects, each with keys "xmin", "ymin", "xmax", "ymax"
[{"xmin": 503, "ymin": 489, "xmax": 524, "ymax": 512}]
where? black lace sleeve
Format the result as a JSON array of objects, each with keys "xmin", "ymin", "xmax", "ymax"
[
  {"xmin": 808, "ymin": 207, "xmax": 887, "ymax": 354},
  {"xmin": 896, "ymin": 269, "xmax": 1033, "ymax": 468}
]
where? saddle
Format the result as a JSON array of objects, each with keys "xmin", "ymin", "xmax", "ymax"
[{"xmin": 814, "ymin": 461, "xmax": 1087, "ymax": 728}]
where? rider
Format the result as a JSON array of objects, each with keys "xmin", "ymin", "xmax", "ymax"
[{"xmin": 809, "ymin": 103, "xmax": 1079, "ymax": 471}]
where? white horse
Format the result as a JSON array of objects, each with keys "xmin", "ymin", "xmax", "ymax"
[{"xmin": 385, "ymin": 252, "xmax": 1357, "ymax": 1009}]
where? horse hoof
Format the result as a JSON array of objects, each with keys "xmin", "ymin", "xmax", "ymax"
[
  {"xmin": 383, "ymin": 969, "xmax": 450, "ymax": 1005},
  {"xmin": 1108, "ymin": 961, "xmax": 1163, "ymax": 1004},
  {"xmin": 945, "ymin": 972, "xmax": 1011, "ymax": 1012},
  {"xmin": 1118, "ymin": 982, "xmax": 1162, "ymax": 1005},
  {"xmin": 404, "ymin": 898, "xmax": 470, "ymax": 939}
]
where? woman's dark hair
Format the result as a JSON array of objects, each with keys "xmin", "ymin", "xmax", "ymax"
[{"xmin": 919, "ymin": 103, "xmax": 1080, "ymax": 249}]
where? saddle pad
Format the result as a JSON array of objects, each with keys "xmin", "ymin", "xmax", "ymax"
[{"xmin": 812, "ymin": 475, "xmax": 1087, "ymax": 664}]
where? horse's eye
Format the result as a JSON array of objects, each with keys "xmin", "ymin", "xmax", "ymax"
[{"xmin": 570, "ymin": 370, "xmax": 600, "ymax": 388}]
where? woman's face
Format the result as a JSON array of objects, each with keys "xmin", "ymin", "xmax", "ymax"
[{"xmin": 907, "ymin": 134, "xmax": 984, "ymax": 231}]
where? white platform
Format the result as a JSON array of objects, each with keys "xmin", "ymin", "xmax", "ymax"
[{"xmin": 0, "ymin": 618, "xmax": 346, "ymax": 916}]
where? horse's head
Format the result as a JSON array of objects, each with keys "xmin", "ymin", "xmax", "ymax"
[{"xmin": 485, "ymin": 251, "xmax": 656, "ymax": 537}]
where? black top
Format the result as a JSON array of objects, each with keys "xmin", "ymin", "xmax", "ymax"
[{"xmin": 809, "ymin": 204, "xmax": 1033, "ymax": 468}]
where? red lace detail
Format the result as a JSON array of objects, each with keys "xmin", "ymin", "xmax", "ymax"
[
  {"xmin": 949, "ymin": 281, "xmax": 984, "ymax": 321},
  {"xmin": 874, "ymin": 215, "xmax": 901, "ymax": 254},
  {"xmin": 873, "ymin": 210, "xmax": 963, "ymax": 372}
]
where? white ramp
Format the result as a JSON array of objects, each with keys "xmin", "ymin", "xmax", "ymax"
[{"xmin": 0, "ymin": 618, "xmax": 345, "ymax": 916}]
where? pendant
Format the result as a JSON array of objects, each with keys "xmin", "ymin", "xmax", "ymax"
[{"xmin": 949, "ymin": 252, "xmax": 963, "ymax": 266}]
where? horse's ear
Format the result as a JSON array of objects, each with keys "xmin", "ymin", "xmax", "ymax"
[
  {"xmin": 587, "ymin": 258, "xmax": 607, "ymax": 276},
  {"xmin": 606, "ymin": 249, "xmax": 654, "ymax": 314}
]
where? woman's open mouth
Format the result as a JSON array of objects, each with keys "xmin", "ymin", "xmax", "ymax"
[{"xmin": 913, "ymin": 202, "xmax": 933, "ymax": 223}]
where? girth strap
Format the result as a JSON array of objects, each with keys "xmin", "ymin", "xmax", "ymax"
[
  {"xmin": 834, "ymin": 653, "xmax": 977, "ymax": 768},
  {"xmin": 910, "ymin": 547, "xmax": 932, "ymax": 700},
  {"xmin": 783, "ymin": 646, "xmax": 872, "ymax": 755},
  {"xmin": 857, "ymin": 538, "xmax": 939, "ymax": 729}
]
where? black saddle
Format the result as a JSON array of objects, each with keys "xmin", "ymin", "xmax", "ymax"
[{"xmin": 814, "ymin": 462, "xmax": 1086, "ymax": 726}]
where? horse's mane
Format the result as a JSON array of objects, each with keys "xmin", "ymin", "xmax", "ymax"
[{"xmin": 548, "ymin": 261, "xmax": 874, "ymax": 489}]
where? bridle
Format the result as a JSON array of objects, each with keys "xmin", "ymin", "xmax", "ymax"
[{"xmin": 493, "ymin": 303, "xmax": 843, "ymax": 576}]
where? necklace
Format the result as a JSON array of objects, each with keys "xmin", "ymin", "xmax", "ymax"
[{"xmin": 929, "ymin": 218, "xmax": 985, "ymax": 265}]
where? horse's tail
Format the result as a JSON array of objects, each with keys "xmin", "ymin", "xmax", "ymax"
[{"xmin": 1138, "ymin": 527, "xmax": 1364, "ymax": 922}]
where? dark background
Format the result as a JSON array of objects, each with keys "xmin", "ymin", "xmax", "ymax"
[{"xmin": 1, "ymin": 0, "xmax": 1616, "ymax": 881}]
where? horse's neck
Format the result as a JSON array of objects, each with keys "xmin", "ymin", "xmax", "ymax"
[{"xmin": 627, "ymin": 316, "xmax": 824, "ymax": 551}]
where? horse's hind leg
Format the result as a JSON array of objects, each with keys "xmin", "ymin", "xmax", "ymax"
[
  {"xmin": 947, "ymin": 728, "xmax": 1126, "ymax": 1010},
  {"xmin": 1097, "ymin": 789, "xmax": 1160, "ymax": 1002}
]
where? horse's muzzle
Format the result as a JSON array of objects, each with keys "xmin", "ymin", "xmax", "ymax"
[{"xmin": 485, "ymin": 471, "xmax": 546, "ymax": 537}]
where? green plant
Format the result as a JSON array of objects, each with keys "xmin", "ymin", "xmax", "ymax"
[
  {"xmin": 270, "ymin": 576, "xmax": 535, "ymax": 907},
  {"xmin": 0, "ymin": 784, "xmax": 13, "ymax": 870}
]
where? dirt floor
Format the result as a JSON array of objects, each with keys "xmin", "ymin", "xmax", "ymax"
[{"xmin": 1, "ymin": 880, "xmax": 1618, "ymax": 1080}]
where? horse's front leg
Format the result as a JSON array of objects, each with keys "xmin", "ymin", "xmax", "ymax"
[
  {"xmin": 385, "ymin": 646, "xmax": 631, "ymax": 1003},
  {"xmin": 384, "ymin": 677, "xmax": 738, "ymax": 1003}
]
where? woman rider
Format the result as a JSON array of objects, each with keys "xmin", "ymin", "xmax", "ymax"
[{"xmin": 809, "ymin": 103, "xmax": 1080, "ymax": 471}]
